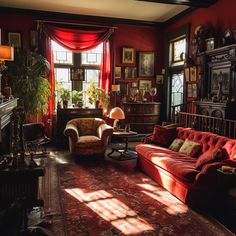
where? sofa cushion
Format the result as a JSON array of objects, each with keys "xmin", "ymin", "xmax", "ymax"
[
  {"xmin": 195, "ymin": 147, "xmax": 224, "ymax": 170},
  {"xmin": 179, "ymin": 139, "xmax": 202, "ymax": 157},
  {"xmin": 151, "ymin": 125, "xmax": 177, "ymax": 147},
  {"xmin": 136, "ymin": 144, "xmax": 199, "ymax": 183},
  {"xmin": 169, "ymin": 138, "xmax": 184, "ymax": 152}
]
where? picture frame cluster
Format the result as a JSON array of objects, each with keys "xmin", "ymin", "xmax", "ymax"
[{"xmin": 114, "ymin": 47, "xmax": 156, "ymax": 96}]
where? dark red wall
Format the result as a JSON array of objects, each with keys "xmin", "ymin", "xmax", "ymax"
[
  {"xmin": 115, "ymin": 24, "xmax": 164, "ymax": 73},
  {"xmin": 165, "ymin": 0, "xmax": 236, "ymax": 53},
  {"xmin": 0, "ymin": 11, "xmax": 163, "ymax": 74}
]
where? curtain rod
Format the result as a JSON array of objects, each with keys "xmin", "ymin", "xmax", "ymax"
[{"xmin": 36, "ymin": 19, "xmax": 117, "ymax": 29}]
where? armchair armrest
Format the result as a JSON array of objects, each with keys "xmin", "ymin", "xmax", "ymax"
[
  {"xmin": 98, "ymin": 124, "xmax": 114, "ymax": 144},
  {"xmin": 64, "ymin": 123, "xmax": 79, "ymax": 143}
]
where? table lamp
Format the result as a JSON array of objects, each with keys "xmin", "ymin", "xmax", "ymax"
[
  {"xmin": 109, "ymin": 107, "xmax": 125, "ymax": 129},
  {"xmin": 0, "ymin": 45, "xmax": 14, "ymax": 98}
]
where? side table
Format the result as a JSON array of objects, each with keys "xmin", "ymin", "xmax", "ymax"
[{"xmin": 108, "ymin": 130, "xmax": 138, "ymax": 160}]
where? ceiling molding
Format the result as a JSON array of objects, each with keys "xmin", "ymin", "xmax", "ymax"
[
  {"xmin": 163, "ymin": 7, "xmax": 196, "ymax": 27},
  {"xmin": 0, "ymin": 7, "xmax": 162, "ymax": 27},
  {"xmin": 136, "ymin": 0, "xmax": 218, "ymax": 8}
]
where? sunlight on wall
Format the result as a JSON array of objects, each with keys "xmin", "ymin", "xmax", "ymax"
[
  {"xmin": 137, "ymin": 183, "xmax": 188, "ymax": 215},
  {"xmin": 65, "ymin": 188, "xmax": 153, "ymax": 235}
]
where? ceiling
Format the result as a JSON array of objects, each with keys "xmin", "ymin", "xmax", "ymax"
[{"xmin": 0, "ymin": 0, "xmax": 191, "ymax": 23}]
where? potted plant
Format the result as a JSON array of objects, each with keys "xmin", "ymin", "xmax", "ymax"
[
  {"xmin": 5, "ymin": 48, "xmax": 50, "ymax": 120},
  {"xmin": 60, "ymin": 88, "xmax": 71, "ymax": 108},
  {"xmin": 72, "ymin": 90, "xmax": 83, "ymax": 108},
  {"xmin": 86, "ymin": 82, "xmax": 110, "ymax": 110}
]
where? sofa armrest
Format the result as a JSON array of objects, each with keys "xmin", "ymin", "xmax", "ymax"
[
  {"xmin": 142, "ymin": 134, "xmax": 153, "ymax": 144},
  {"xmin": 64, "ymin": 123, "xmax": 79, "ymax": 143},
  {"xmin": 98, "ymin": 124, "xmax": 114, "ymax": 144}
]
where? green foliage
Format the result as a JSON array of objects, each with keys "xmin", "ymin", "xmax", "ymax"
[
  {"xmin": 86, "ymin": 82, "xmax": 110, "ymax": 109},
  {"xmin": 72, "ymin": 90, "xmax": 83, "ymax": 103},
  {"xmin": 5, "ymin": 48, "xmax": 50, "ymax": 116},
  {"xmin": 60, "ymin": 88, "xmax": 71, "ymax": 101}
]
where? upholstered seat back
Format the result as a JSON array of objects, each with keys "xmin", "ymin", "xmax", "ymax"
[
  {"xmin": 177, "ymin": 127, "xmax": 229, "ymax": 154},
  {"xmin": 68, "ymin": 118, "xmax": 105, "ymax": 136}
]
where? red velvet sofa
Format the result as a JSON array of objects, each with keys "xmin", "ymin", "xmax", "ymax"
[{"xmin": 136, "ymin": 127, "xmax": 236, "ymax": 208}]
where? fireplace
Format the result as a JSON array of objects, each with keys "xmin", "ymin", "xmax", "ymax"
[{"xmin": 0, "ymin": 99, "xmax": 18, "ymax": 154}]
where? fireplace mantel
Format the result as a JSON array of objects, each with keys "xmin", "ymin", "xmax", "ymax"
[{"xmin": 0, "ymin": 99, "xmax": 18, "ymax": 142}]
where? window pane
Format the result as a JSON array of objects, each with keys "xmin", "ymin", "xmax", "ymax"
[
  {"xmin": 173, "ymin": 38, "xmax": 186, "ymax": 62},
  {"xmin": 83, "ymin": 69, "xmax": 100, "ymax": 108},
  {"xmin": 171, "ymin": 72, "xmax": 184, "ymax": 109},
  {"xmin": 54, "ymin": 68, "xmax": 72, "ymax": 107},
  {"xmin": 169, "ymin": 37, "xmax": 186, "ymax": 66},
  {"xmin": 81, "ymin": 43, "xmax": 103, "ymax": 65},
  {"xmin": 52, "ymin": 41, "xmax": 73, "ymax": 65}
]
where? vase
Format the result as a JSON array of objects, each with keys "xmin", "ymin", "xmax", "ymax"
[
  {"xmin": 63, "ymin": 100, "xmax": 68, "ymax": 108},
  {"xmin": 95, "ymin": 100, "xmax": 99, "ymax": 109}
]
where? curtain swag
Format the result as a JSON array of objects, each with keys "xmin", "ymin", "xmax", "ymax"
[{"xmin": 42, "ymin": 23, "xmax": 114, "ymax": 52}]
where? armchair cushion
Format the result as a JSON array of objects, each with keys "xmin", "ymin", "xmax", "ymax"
[{"xmin": 64, "ymin": 117, "xmax": 113, "ymax": 157}]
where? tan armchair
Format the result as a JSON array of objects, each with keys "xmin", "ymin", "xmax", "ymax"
[{"xmin": 64, "ymin": 118, "xmax": 113, "ymax": 157}]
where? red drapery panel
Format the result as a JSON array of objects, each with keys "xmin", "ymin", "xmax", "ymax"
[
  {"xmin": 43, "ymin": 24, "xmax": 113, "ymax": 52},
  {"xmin": 41, "ymin": 24, "xmax": 114, "ymax": 137},
  {"xmin": 99, "ymin": 40, "xmax": 111, "ymax": 92}
]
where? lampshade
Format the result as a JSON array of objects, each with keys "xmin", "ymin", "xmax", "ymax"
[
  {"xmin": 109, "ymin": 107, "xmax": 125, "ymax": 128},
  {"xmin": 109, "ymin": 107, "xmax": 125, "ymax": 120},
  {"xmin": 111, "ymin": 84, "xmax": 120, "ymax": 92},
  {"xmin": 0, "ymin": 45, "xmax": 14, "ymax": 62}
]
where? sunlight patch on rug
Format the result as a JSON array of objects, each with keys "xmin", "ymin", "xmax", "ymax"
[
  {"xmin": 138, "ymin": 183, "xmax": 188, "ymax": 215},
  {"xmin": 49, "ymin": 152, "xmax": 69, "ymax": 164},
  {"xmin": 65, "ymin": 188, "xmax": 154, "ymax": 235}
]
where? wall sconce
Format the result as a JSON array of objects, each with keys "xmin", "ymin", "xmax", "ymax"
[{"xmin": 0, "ymin": 45, "xmax": 14, "ymax": 99}]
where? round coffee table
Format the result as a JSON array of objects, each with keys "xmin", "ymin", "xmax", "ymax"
[{"xmin": 108, "ymin": 130, "xmax": 138, "ymax": 160}]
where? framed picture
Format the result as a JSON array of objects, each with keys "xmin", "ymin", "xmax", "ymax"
[
  {"xmin": 119, "ymin": 82, "xmax": 128, "ymax": 95},
  {"xmin": 187, "ymin": 83, "xmax": 197, "ymax": 98},
  {"xmin": 192, "ymin": 83, "xmax": 197, "ymax": 98},
  {"xmin": 122, "ymin": 47, "xmax": 135, "ymax": 64},
  {"xmin": 124, "ymin": 67, "xmax": 137, "ymax": 79},
  {"xmin": 139, "ymin": 79, "xmax": 152, "ymax": 91},
  {"xmin": 187, "ymin": 84, "xmax": 192, "ymax": 97},
  {"xmin": 71, "ymin": 67, "xmax": 85, "ymax": 81},
  {"xmin": 131, "ymin": 82, "xmax": 138, "ymax": 88},
  {"xmin": 190, "ymin": 66, "xmax": 197, "ymax": 82},
  {"xmin": 156, "ymin": 75, "xmax": 163, "ymax": 84},
  {"xmin": 138, "ymin": 52, "xmax": 155, "ymax": 77},
  {"xmin": 115, "ymin": 66, "xmax": 122, "ymax": 79},
  {"xmin": 184, "ymin": 67, "xmax": 190, "ymax": 82},
  {"xmin": 8, "ymin": 32, "xmax": 21, "ymax": 48},
  {"xmin": 30, "ymin": 30, "xmax": 38, "ymax": 49},
  {"xmin": 210, "ymin": 66, "xmax": 230, "ymax": 94}
]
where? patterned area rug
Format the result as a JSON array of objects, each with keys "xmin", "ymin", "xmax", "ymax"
[{"xmin": 54, "ymin": 151, "xmax": 234, "ymax": 236}]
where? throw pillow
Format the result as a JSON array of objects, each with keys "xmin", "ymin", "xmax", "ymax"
[
  {"xmin": 195, "ymin": 147, "xmax": 223, "ymax": 170},
  {"xmin": 151, "ymin": 125, "xmax": 177, "ymax": 147},
  {"xmin": 178, "ymin": 139, "xmax": 202, "ymax": 157},
  {"xmin": 169, "ymin": 138, "xmax": 184, "ymax": 152}
]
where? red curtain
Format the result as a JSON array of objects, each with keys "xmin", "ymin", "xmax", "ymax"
[
  {"xmin": 43, "ymin": 24, "xmax": 113, "ymax": 52},
  {"xmin": 41, "ymin": 24, "xmax": 114, "ymax": 137},
  {"xmin": 99, "ymin": 40, "xmax": 111, "ymax": 92}
]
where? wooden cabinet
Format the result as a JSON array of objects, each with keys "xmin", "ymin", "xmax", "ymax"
[
  {"xmin": 56, "ymin": 108, "xmax": 103, "ymax": 148},
  {"xmin": 122, "ymin": 102, "xmax": 161, "ymax": 134},
  {"xmin": 196, "ymin": 101, "xmax": 236, "ymax": 119}
]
